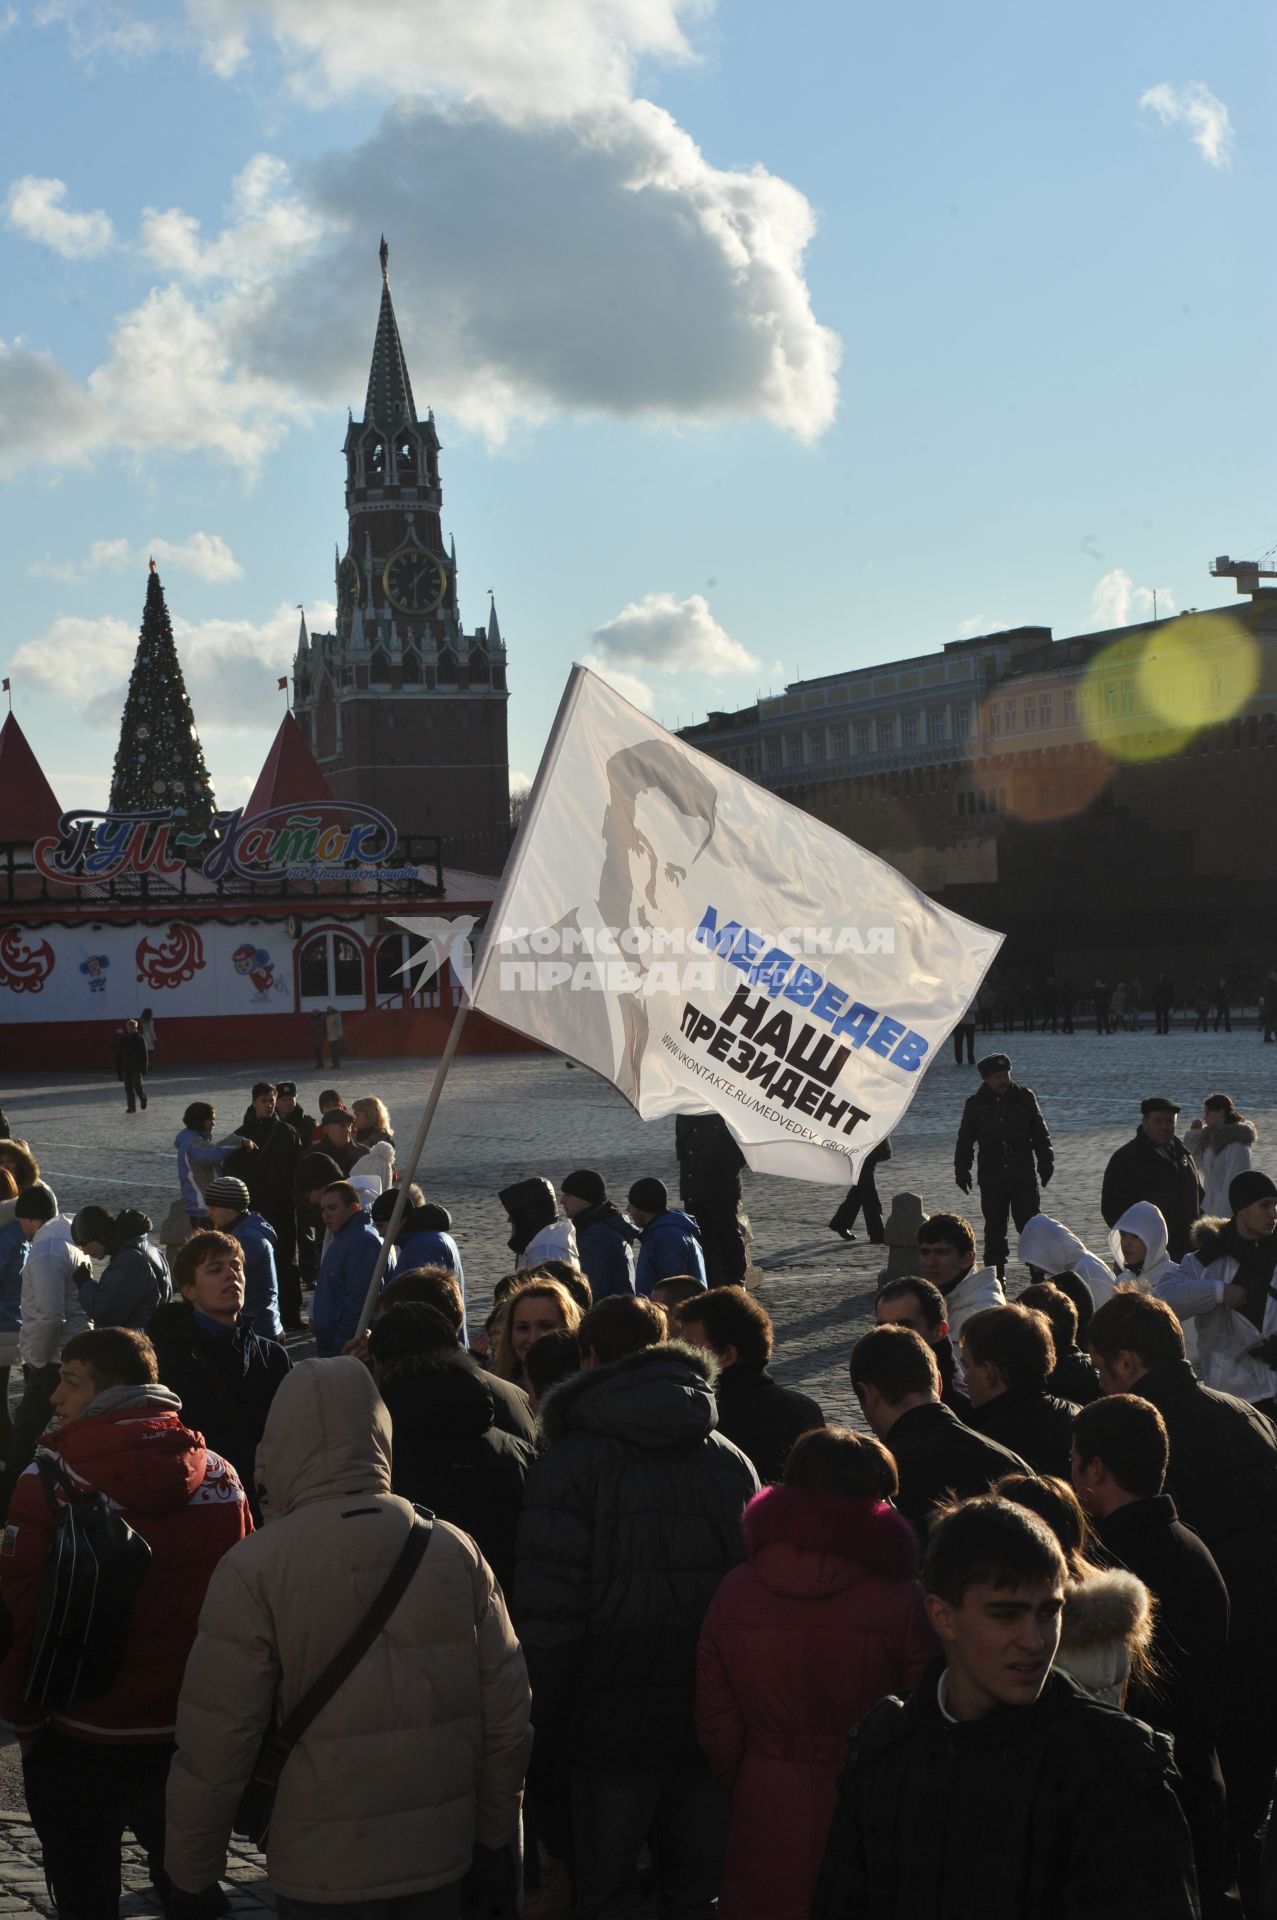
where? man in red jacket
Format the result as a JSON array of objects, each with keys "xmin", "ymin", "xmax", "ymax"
[{"xmin": 0, "ymin": 1325, "xmax": 251, "ymax": 1918}]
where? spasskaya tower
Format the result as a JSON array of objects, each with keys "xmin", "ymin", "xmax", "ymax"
[{"xmin": 291, "ymin": 238, "xmax": 510, "ymax": 868}]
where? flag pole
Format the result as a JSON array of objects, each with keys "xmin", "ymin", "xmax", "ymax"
[
  {"xmin": 352, "ymin": 992, "xmax": 470, "ymax": 1339},
  {"xmin": 352, "ymin": 663, "xmax": 590, "ymax": 1339}
]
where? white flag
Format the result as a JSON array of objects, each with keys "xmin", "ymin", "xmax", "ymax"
[{"xmin": 469, "ymin": 667, "xmax": 1002, "ymax": 1184}]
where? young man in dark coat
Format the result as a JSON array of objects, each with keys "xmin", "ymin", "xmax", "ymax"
[
  {"xmin": 674, "ymin": 1286, "xmax": 823, "ymax": 1485},
  {"xmin": 225, "ymin": 1082, "xmax": 302, "ymax": 1326},
  {"xmin": 953, "ymin": 1054, "xmax": 1054, "ymax": 1276},
  {"xmin": 558, "ymin": 1169, "xmax": 638, "ymax": 1300},
  {"xmin": 1100, "ymin": 1096, "xmax": 1202, "ymax": 1262},
  {"xmin": 674, "ymin": 1113, "xmax": 749, "ymax": 1286},
  {"xmin": 850, "ymin": 1325, "xmax": 1029, "ymax": 1537},
  {"xmin": 960, "ymin": 1303, "xmax": 1078, "ymax": 1478},
  {"xmin": 150, "ymin": 1230, "xmax": 290, "ymax": 1521},
  {"xmin": 514, "ymin": 1294, "xmax": 758, "ymax": 1918},
  {"xmin": 116, "ymin": 1018, "xmax": 149, "ymax": 1113},
  {"xmin": 1073, "ymin": 1392, "xmax": 1230, "ymax": 1917},
  {"xmin": 874, "ymin": 1276, "xmax": 968, "ymax": 1412},
  {"xmin": 374, "ymin": 1267, "xmax": 536, "ymax": 1443},
  {"xmin": 367, "ymin": 1302, "xmax": 535, "ymax": 1596},
  {"xmin": 1088, "ymin": 1290, "xmax": 1277, "ymax": 1908},
  {"xmin": 811, "ymin": 1498, "xmax": 1199, "ymax": 1920}
]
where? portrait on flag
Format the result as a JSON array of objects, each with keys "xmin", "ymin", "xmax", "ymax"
[{"xmin": 470, "ymin": 667, "xmax": 1002, "ymax": 1183}]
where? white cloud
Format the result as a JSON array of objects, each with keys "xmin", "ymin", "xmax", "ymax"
[
  {"xmin": 140, "ymin": 153, "xmax": 324, "ymax": 284},
  {"xmin": 591, "ymin": 590, "xmax": 759, "ymax": 676},
  {"xmin": 30, "ymin": 532, "xmax": 243, "ymax": 583},
  {"xmin": 1140, "ymin": 83, "xmax": 1234, "ymax": 170},
  {"xmin": 10, "ymin": 598, "xmax": 337, "ymax": 738},
  {"xmin": 1090, "ymin": 568, "xmax": 1174, "ymax": 629},
  {"xmin": 0, "ymin": 337, "xmax": 108, "ymax": 474},
  {"xmin": 509, "ymin": 769, "xmax": 534, "ymax": 792},
  {"xmin": 4, "ymin": 175, "xmax": 116, "ymax": 258},
  {"xmin": 580, "ymin": 654, "xmax": 655, "ymax": 710},
  {"xmin": 185, "ymin": 0, "xmax": 701, "ymax": 116}
]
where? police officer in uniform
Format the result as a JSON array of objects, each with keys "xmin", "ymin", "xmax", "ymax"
[{"xmin": 954, "ymin": 1054, "xmax": 1054, "ymax": 1277}]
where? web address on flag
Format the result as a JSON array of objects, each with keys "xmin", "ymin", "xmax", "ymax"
[{"xmin": 660, "ymin": 1034, "xmax": 853, "ymax": 1155}]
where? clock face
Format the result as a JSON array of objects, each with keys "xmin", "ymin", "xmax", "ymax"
[
  {"xmin": 383, "ymin": 546, "xmax": 448, "ymax": 616},
  {"xmin": 337, "ymin": 554, "xmax": 361, "ymax": 615}
]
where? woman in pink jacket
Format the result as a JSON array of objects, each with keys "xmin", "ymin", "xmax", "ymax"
[{"xmin": 695, "ymin": 1425, "xmax": 936, "ymax": 1920}]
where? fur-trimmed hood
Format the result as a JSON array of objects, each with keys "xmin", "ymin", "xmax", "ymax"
[
  {"xmin": 1189, "ymin": 1214, "xmax": 1234, "ymax": 1265},
  {"xmin": 1199, "ymin": 1121, "xmax": 1258, "ymax": 1156},
  {"xmin": 742, "ymin": 1484, "xmax": 918, "ymax": 1595},
  {"xmin": 539, "ymin": 1338, "xmax": 718, "ymax": 1451},
  {"xmin": 1060, "ymin": 1567, "xmax": 1153, "ymax": 1657}
]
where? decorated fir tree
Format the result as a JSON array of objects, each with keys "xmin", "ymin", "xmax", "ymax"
[{"xmin": 108, "ymin": 560, "xmax": 217, "ymax": 836}]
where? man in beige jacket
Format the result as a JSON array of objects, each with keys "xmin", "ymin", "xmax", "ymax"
[{"xmin": 164, "ymin": 1358, "xmax": 530, "ymax": 1918}]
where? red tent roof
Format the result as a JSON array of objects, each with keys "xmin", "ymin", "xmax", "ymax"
[
  {"xmin": 0, "ymin": 713, "xmax": 64, "ymax": 843},
  {"xmin": 244, "ymin": 711, "xmax": 335, "ymax": 817}
]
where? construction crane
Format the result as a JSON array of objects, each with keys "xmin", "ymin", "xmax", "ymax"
[{"xmin": 1211, "ymin": 555, "xmax": 1277, "ymax": 596}]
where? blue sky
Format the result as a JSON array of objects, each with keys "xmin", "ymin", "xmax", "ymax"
[{"xmin": 1, "ymin": 0, "xmax": 1271, "ymax": 811}]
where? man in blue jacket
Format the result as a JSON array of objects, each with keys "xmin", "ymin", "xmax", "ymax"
[
  {"xmin": 203, "ymin": 1176, "xmax": 282, "ymax": 1340},
  {"xmin": 627, "ymin": 1177, "xmax": 707, "ymax": 1295},
  {"xmin": 559, "ymin": 1170, "xmax": 638, "ymax": 1300},
  {"xmin": 70, "ymin": 1207, "xmax": 171, "ymax": 1331},
  {"xmin": 314, "ymin": 1181, "xmax": 384, "ymax": 1357}
]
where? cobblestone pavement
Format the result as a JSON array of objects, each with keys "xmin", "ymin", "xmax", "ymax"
[
  {"xmin": 0, "ymin": 1812, "xmax": 273, "ymax": 1914},
  {"xmin": 1, "ymin": 1023, "xmax": 1273, "ymax": 1877}
]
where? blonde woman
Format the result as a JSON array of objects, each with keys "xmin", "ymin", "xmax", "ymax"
[
  {"xmin": 494, "ymin": 1279, "xmax": 582, "ymax": 1387},
  {"xmin": 352, "ymin": 1096, "xmax": 395, "ymax": 1151},
  {"xmin": 995, "ymin": 1472, "xmax": 1153, "ymax": 1707}
]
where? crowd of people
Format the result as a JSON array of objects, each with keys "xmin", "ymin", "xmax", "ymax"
[
  {"xmin": 0, "ymin": 1056, "xmax": 1274, "ymax": 1920},
  {"xmin": 961, "ymin": 971, "xmax": 1277, "ymax": 1039}
]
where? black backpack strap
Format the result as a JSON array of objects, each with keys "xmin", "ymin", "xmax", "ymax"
[{"xmin": 274, "ymin": 1512, "xmax": 432, "ymax": 1750}]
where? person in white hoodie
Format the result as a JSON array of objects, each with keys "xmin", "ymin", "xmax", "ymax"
[
  {"xmin": 0, "ymin": 1182, "xmax": 91, "ymax": 1514},
  {"xmin": 1017, "ymin": 1213, "xmax": 1116, "ymax": 1310},
  {"xmin": 1161, "ymin": 1169, "xmax": 1277, "ymax": 1410},
  {"xmin": 1108, "ymin": 1201, "xmax": 1183, "ymax": 1294},
  {"xmin": 1184, "ymin": 1093, "xmax": 1257, "ymax": 1220}
]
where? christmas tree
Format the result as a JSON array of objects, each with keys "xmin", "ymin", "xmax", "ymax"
[{"xmin": 108, "ymin": 560, "xmax": 218, "ymax": 837}]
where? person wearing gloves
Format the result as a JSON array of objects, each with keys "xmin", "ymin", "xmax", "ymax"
[
  {"xmin": 164, "ymin": 1359, "xmax": 530, "ymax": 1918},
  {"xmin": 0, "ymin": 1184, "xmax": 92, "ymax": 1514},
  {"xmin": 71, "ymin": 1206, "xmax": 172, "ymax": 1331},
  {"xmin": 1109, "ymin": 1202, "xmax": 1183, "ymax": 1294},
  {"xmin": 498, "ymin": 1175, "xmax": 579, "ymax": 1273},
  {"xmin": 1160, "ymin": 1170, "xmax": 1277, "ymax": 1411},
  {"xmin": 953, "ymin": 1054, "xmax": 1054, "ymax": 1277},
  {"xmin": 1185, "ymin": 1093, "xmax": 1257, "ymax": 1220},
  {"xmin": 1018, "ymin": 1212, "xmax": 1117, "ymax": 1309}
]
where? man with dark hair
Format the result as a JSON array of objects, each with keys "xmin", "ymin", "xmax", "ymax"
[
  {"xmin": 374, "ymin": 1267, "xmax": 537, "ymax": 1442},
  {"xmin": 273, "ymin": 1080, "xmax": 314, "ymax": 1147},
  {"xmin": 577, "ymin": 1292, "xmax": 667, "ymax": 1365},
  {"xmin": 314, "ymin": 1181, "xmax": 383, "ymax": 1357},
  {"xmin": 1, "ymin": 1183, "xmax": 91, "ymax": 1514},
  {"xmin": 1168, "ymin": 1168, "xmax": 1277, "ymax": 1408},
  {"xmin": 850, "ymin": 1325, "xmax": 1028, "ymax": 1535},
  {"xmin": 1088, "ymin": 1289, "xmax": 1277, "ymax": 1903},
  {"xmin": 1073, "ymin": 1394, "xmax": 1230, "ymax": 1916},
  {"xmin": 953, "ymin": 1053, "xmax": 1054, "ymax": 1277},
  {"xmin": 559, "ymin": 1169, "xmax": 639, "ymax": 1300},
  {"xmin": 628, "ymin": 1177, "xmax": 707, "ymax": 1294},
  {"xmin": 151, "ymin": 1229, "xmax": 290, "ymax": 1516},
  {"xmin": 117, "ymin": 1016, "xmax": 149, "ymax": 1113},
  {"xmin": 650, "ymin": 1275, "xmax": 708, "ymax": 1324},
  {"xmin": 0, "ymin": 1325, "xmax": 250, "ymax": 1917},
  {"xmin": 812, "ymin": 1498, "xmax": 1199, "ymax": 1920},
  {"xmin": 224, "ymin": 1080, "xmax": 302, "ymax": 1328},
  {"xmin": 915, "ymin": 1212, "xmax": 1004, "ymax": 1377},
  {"xmin": 367, "ymin": 1303, "xmax": 535, "ymax": 1595},
  {"xmin": 1100, "ymin": 1097, "xmax": 1202, "ymax": 1261},
  {"xmin": 875, "ymin": 1276, "xmax": 967, "ymax": 1410},
  {"xmin": 515, "ymin": 1292, "xmax": 757, "ymax": 1917},
  {"xmin": 203, "ymin": 1174, "xmax": 282, "ymax": 1339},
  {"xmin": 676, "ymin": 1288, "xmax": 824, "ymax": 1484},
  {"xmin": 1017, "ymin": 1280, "xmax": 1102, "ymax": 1404},
  {"xmin": 960, "ymin": 1304, "xmax": 1078, "ymax": 1477}
]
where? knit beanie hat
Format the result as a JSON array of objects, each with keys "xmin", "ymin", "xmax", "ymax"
[
  {"xmin": 1230, "ymin": 1170, "xmax": 1277, "ymax": 1214},
  {"xmin": 71, "ymin": 1204, "xmax": 114, "ymax": 1248},
  {"xmin": 205, "ymin": 1175, "xmax": 250, "ymax": 1212},
  {"xmin": 628, "ymin": 1176, "xmax": 668, "ymax": 1214},
  {"xmin": 562, "ymin": 1169, "xmax": 607, "ymax": 1207}
]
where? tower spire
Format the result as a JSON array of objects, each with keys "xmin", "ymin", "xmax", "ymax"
[{"xmin": 364, "ymin": 237, "xmax": 417, "ymax": 428}]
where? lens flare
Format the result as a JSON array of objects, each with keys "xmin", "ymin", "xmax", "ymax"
[{"xmin": 1083, "ymin": 614, "xmax": 1258, "ymax": 763}]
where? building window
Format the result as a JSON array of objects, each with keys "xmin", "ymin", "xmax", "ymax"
[
  {"xmin": 1024, "ymin": 695, "xmax": 1037, "ymax": 730},
  {"xmin": 878, "ymin": 719, "xmax": 896, "ymax": 751},
  {"xmin": 1040, "ymin": 690, "xmax": 1053, "ymax": 726},
  {"xmin": 785, "ymin": 733, "xmax": 802, "ymax": 765},
  {"xmin": 856, "ymin": 723, "xmax": 871, "ymax": 754},
  {"xmin": 766, "ymin": 740, "xmax": 781, "ymax": 771},
  {"xmin": 902, "ymin": 715, "xmax": 918, "ymax": 747},
  {"xmin": 989, "ymin": 705, "xmax": 1003, "ymax": 736},
  {"xmin": 1004, "ymin": 698, "xmax": 1016, "ymax": 731},
  {"xmin": 297, "ymin": 931, "xmax": 365, "ymax": 1010},
  {"xmin": 1105, "ymin": 683, "xmax": 1118, "ymax": 719},
  {"xmin": 1121, "ymin": 679, "xmax": 1134, "ymax": 716},
  {"xmin": 927, "ymin": 709, "xmax": 945, "ymax": 744},
  {"xmin": 1064, "ymin": 687, "xmax": 1076, "ymax": 724},
  {"xmin": 808, "ymin": 729, "xmax": 825, "ymax": 761},
  {"xmin": 955, "ymin": 706, "xmax": 969, "ymax": 740},
  {"xmin": 831, "ymin": 727, "xmax": 847, "ymax": 758}
]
